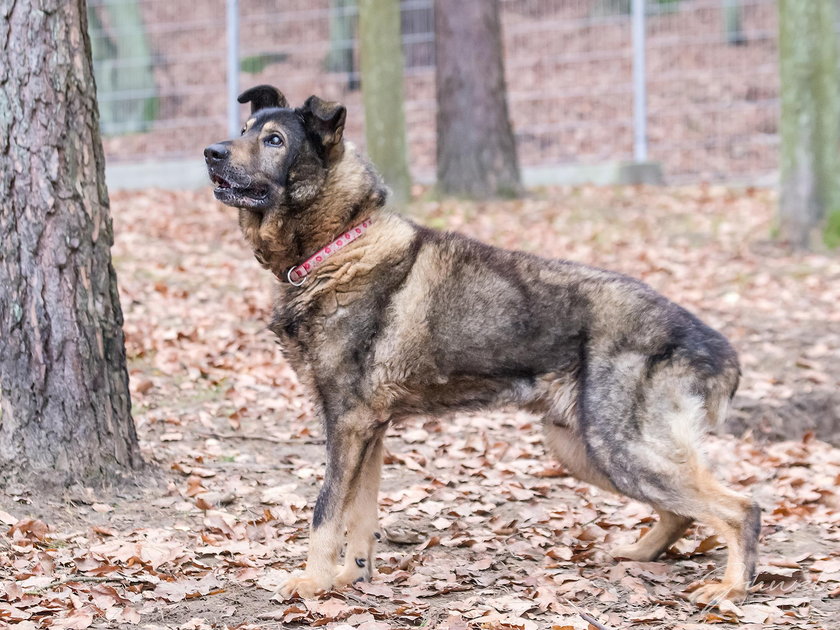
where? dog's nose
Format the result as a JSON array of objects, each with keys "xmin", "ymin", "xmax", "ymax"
[{"xmin": 204, "ymin": 143, "xmax": 230, "ymax": 163}]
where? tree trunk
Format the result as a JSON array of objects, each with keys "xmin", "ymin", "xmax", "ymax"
[
  {"xmin": 327, "ymin": 0, "xmax": 360, "ymax": 90},
  {"xmin": 0, "ymin": 0, "xmax": 143, "ymax": 487},
  {"xmin": 359, "ymin": 0, "xmax": 412, "ymax": 205},
  {"xmin": 778, "ymin": 0, "xmax": 840, "ymax": 249},
  {"xmin": 723, "ymin": 0, "xmax": 746, "ymax": 46},
  {"xmin": 435, "ymin": 0, "xmax": 522, "ymax": 198},
  {"xmin": 88, "ymin": 0, "xmax": 158, "ymax": 134}
]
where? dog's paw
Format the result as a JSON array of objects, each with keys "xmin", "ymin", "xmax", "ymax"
[
  {"xmin": 277, "ymin": 572, "xmax": 335, "ymax": 600},
  {"xmin": 609, "ymin": 543, "xmax": 659, "ymax": 562},
  {"xmin": 688, "ymin": 580, "xmax": 746, "ymax": 607},
  {"xmin": 334, "ymin": 557, "xmax": 372, "ymax": 587}
]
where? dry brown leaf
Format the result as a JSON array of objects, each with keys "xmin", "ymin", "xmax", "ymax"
[
  {"xmin": 9, "ymin": 518, "xmax": 49, "ymax": 541},
  {"xmin": 50, "ymin": 608, "xmax": 95, "ymax": 630}
]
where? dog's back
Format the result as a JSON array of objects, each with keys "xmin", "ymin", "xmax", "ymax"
[{"xmin": 359, "ymin": 224, "xmax": 739, "ymax": 423}]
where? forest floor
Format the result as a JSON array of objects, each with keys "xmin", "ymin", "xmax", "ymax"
[{"xmin": 2, "ymin": 185, "xmax": 839, "ymax": 630}]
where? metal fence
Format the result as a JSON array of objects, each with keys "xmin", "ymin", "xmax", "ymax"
[{"xmin": 89, "ymin": 0, "xmax": 796, "ymax": 183}]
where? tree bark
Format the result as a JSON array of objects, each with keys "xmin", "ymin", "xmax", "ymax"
[
  {"xmin": 0, "ymin": 0, "xmax": 143, "ymax": 487},
  {"xmin": 359, "ymin": 0, "xmax": 412, "ymax": 205},
  {"xmin": 435, "ymin": 0, "xmax": 522, "ymax": 198},
  {"xmin": 778, "ymin": 0, "xmax": 840, "ymax": 249}
]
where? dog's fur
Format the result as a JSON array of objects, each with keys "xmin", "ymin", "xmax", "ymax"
[{"xmin": 204, "ymin": 85, "xmax": 759, "ymax": 605}]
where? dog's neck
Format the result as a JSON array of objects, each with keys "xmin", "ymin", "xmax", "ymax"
[{"xmin": 238, "ymin": 143, "xmax": 388, "ymax": 279}]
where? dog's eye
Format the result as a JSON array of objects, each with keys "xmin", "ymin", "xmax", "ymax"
[
  {"xmin": 266, "ymin": 134, "xmax": 284, "ymax": 147},
  {"xmin": 240, "ymin": 125, "xmax": 247, "ymax": 135}
]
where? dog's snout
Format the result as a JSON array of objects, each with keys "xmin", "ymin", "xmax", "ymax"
[{"xmin": 204, "ymin": 143, "xmax": 230, "ymax": 163}]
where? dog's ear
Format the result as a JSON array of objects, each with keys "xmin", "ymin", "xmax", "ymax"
[
  {"xmin": 299, "ymin": 95, "xmax": 346, "ymax": 160},
  {"xmin": 237, "ymin": 85, "xmax": 289, "ymax": 114}
]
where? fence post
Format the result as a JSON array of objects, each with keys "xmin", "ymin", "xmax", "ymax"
[
  {"xmin": 631, "ymin": 0, "xmax": 648, "ymax": 162},
  {"xmin": 226, "ymin": 0, "xmax": 240, "ymax": 137}
]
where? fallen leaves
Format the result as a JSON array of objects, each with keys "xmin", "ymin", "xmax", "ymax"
[
  {"xmin": 9, "ymin": 518, "xmax": 50, "ymax": 542},
  {"xmin": 1, "ymin": 187, "xmax": 839, "ymax": 628}
]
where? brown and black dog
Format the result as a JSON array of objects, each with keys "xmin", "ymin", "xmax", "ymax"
[{"xmin": 204, "ymin": 85, "xmax": 759, "ymax": 605}]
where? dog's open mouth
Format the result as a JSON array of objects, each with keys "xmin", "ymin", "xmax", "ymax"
[
  {"xmin": 211, "ymin": 173, "xmax": 233, "ymax": 189},
  {"xmin": 210, "ymin": 173, "xmax": 269, "ymax": 208}
]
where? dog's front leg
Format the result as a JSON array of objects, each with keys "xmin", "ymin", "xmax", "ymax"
[
  {"xmin": 279, "ymin": 412, "xmax": 383, "ymax": 599},
  {"xmin": 334, "ymin": 430, "xmax": 384, "ymax": 587}
]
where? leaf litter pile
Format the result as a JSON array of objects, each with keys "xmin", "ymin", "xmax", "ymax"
[{"xmin": 2, "ymin": 186, "xmax": 839, "ymax": 630}]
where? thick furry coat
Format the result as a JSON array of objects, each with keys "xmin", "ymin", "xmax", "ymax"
[{"xmin": 204, "ymin": 85, "xmax": 758, "ymax": 605}]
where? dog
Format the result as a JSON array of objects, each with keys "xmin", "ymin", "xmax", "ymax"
[{"xmin": 204, "ymin": 85, "xmax": 759, "ymax": 605}]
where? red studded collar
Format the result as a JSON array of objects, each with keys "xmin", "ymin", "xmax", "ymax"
[{"xmin": 284, "ymin": 218, "xmax": 373, "ymax": 286}]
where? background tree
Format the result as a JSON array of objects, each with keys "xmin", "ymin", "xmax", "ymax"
[
  {"xmin": 0, "ymin": 0, "xmax": 143, "ymax": 486},
  {"xmin": 723, "ymin": 0, "xmax": 746, "ymax": 46},
  {"xmin": 435, "ymin": 0, "xmax": 521, "ymax": 198},
  {"xmin": 326, "ymin": 0, "xmax": 359, "ymax": 90},
  {"xmin": 778, "ymin": 0, "xmax": 840, "ymax": 248},
  {"xmin": 88, "ymin": 0, "xmax": 157, "ymax": 134},
  {"xmin": 359, "ymin": 0, "xmax": 412, "ymax": 205}
]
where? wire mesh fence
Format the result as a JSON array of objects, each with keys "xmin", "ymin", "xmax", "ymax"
[{"xmin": 88, "ymin": 0, "xmax": 807, "ymax": 183}]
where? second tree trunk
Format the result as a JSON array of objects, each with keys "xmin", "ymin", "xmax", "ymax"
[{"xmin": 435, "ymin": 0, "xmax": 522, "ymax": 198}]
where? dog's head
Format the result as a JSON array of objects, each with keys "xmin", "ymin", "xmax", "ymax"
[{"xmin": 204, "ymin": 85, "xmax": 346, "ymax": 212}]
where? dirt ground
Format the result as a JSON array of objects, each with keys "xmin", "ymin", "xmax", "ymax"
[{"xmin": 2, "ymin": 186, "xmax": 839, "ymax": 629}]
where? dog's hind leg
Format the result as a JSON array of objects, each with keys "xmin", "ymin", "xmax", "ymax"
[
  {"xmin": 334, "ymin": 431, "xmax": 384, "ymax": 587},
  {"xmin": 580, "ymin": 355, "xmax": 759, "ymax": 604},
  {"xmin": 279, "ymin": 408, "xmax": 385, "ymax": 599},
  {"xmin": 682, "ymin": 473, "xmax": 760, "ymax": 605},
  {"xmin": 600, "ymin": 442, "xmax": 757, "ymax": 604},
  {"xmin": 543, "ymin": 423, "xmax": 617, "ymax": 493},
  {"xmin": 544, "ymin": 423, "xmax": 691, "ymax": 561}
]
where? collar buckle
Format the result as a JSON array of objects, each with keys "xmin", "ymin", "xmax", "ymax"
[{"xmin": 286, "ymin": 265, "xmax": 306, "ymax": 286}]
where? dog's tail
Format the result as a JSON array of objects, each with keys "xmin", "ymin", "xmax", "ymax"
[{"xmin": 702, "ymin": 361, "xmax": 740, "ymax": 429}]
